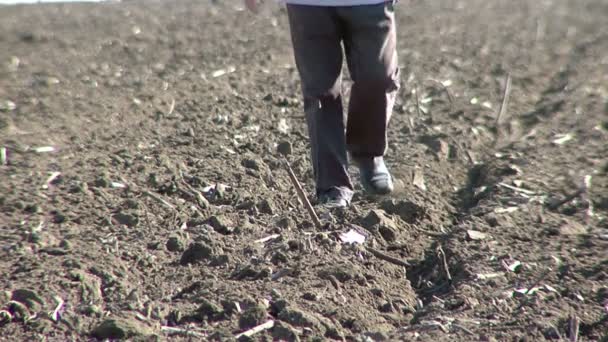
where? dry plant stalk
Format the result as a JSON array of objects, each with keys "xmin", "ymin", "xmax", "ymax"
[
  {"xmin": 235, "ymin": 320, "xmax": 275, "ymax": 339},
  {"xmin": 366, "ymin": 246, "xmax": 411, "ymax": 267},
  {"xmin": 414, "ymin": 82, "xmax": 422, "ymax": 118},
  {"xmin": 437, "ymin": 245, "xmax": 453, "ymax": 282},
  {"xmin": 284, "ymin": 160, "xmax": 322, "ymax": 229},
  {"xmin": 425, "ymin": 78, "xmax": 454, "ymax": 106},
  {"xmin": 494, "ymin": 73, "xmax": 512, "ymax": 144},
  {"xmin": 144, "ymin": 190, "xmax": 176, "ymax": 210},
  {"xmin": 0, "ymin": 147, "xmax": 7, "ymax": 166},
  {"xmin": 569, "ymin": 315, "xmax": 580, "ymax": 342}
]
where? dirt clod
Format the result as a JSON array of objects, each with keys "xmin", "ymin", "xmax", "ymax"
[
  {"xmin": 208, "ymin": 215, "xmax": 235, "ymax": 235},
  {"xmin": 166, "ymin": 235, "xmax": 185, "ymax": 252},
  {"xmin": 380, "ymin": 199, "xmax": 426, "ymax": 223},
  {"xmin": 113, "ymin": 212, "xmax": 139, "ymax": 227},
  {"xmin": 180, "ymin": 242, "xmax": 214, "ymax": 265},
  {"xmin": 278, "ymin": 307, "xmax": 324, "ymax": 333},
  {"xmin": 238, "ymin": 304, "xmax": 267, "ymax": 330},
  {"xmin": 277, "ymin": 141, "xmax": 293, "ymax": 156},
  {"xmin": 91, "ymin": 317, "xmax": 154, "ymax": 340},
  {"xmin": 11, "ymin": 289, "xmax": 44, "ymax": 310},
  {"xmin": 272, "ymin": 321, "xmax": 301, "ymax": 342},
  {"xmin": 196, "ymin": 299, "xmax": 224, "ymax": 321}
]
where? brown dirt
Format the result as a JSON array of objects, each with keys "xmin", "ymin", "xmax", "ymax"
[{"xmin": 1, "ymin": 0, "xmax": 607, "ymax": 341}]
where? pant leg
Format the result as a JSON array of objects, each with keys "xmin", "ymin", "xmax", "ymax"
[
  {"xmin": 286, "ymin": 5, "xmax": 353, "ymax": 197},
  {"xmin": 339, "ymin": 2, "xmax": 400, "ymax": 157}
]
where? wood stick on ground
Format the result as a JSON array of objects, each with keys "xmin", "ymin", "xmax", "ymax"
[
  {"xmin": 50, "ymin": 296, "xmax": 64, "ymax": 322},
  {"xmin": 494, "ymin": 73, "xmax": 512, "ymax": 144},
  {"xmin": 437, "ymin": 245, "xmax": 453, "ymax": 282},
  {"xmin": 414, "ymin": 82, "xmax": 422, "ymax": 118},
  {"xmin": 167, "ymin": 97, "xmax": 176, "ymax": 116},
  {"xmin": 525, "ymin": 268, "xmax": 551, "ymax": 295},
  {"xmin": 452, "ymin": 323, "xmax": 474, "ymax": 336},
  {"xmin": 235, "ymin": 320, "xmax": 275, "ymax": 339},
  {"xmin": 161, "ymin": 326, "xmax": 206, "ymax": 337},
  {"xmin": 425, "ymin": 78, "xmax": 454, "ymax": 106},
  {"xmin": 366, "ymin": 246, "xmax": 411, "ymax": 267},
  {"xmin": 284, "ymin": 160, "xmax": 322, "ymax": 229},
  {"xmin": 144, "ymin": 190, "xmax": 176, "ymax": 210},
  {"xmin": 569, "ymin": 315, "xmax": 580, "ymax": 342},
  {"xmin": 546, "ymin": 189, "xmax": 584, "ymax": 211},
  {"xmin": 0, "ymin": 147, "xmax": 6, "ymax": 166}
]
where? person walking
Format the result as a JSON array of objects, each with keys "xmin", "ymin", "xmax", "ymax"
[{"xmin": 245, "ymin": 0, "xmax": 400, "ymax": 208}]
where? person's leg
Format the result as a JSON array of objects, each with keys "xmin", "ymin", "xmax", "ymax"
[
  {"xmin": 287, "ymin": 5, "xmax": 353, "ymax": 204},
  {"xmin": 340, "ymin": 2, "xmax": 400, "ymax": 157},
  {"xmin": 339, "ymin": 2, "xmax": 400, "ymax": 194}
]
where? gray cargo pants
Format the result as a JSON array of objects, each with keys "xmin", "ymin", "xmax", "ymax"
[{"xmin": 286, "ymin": 2, "xmax": 400, "ymax": 198}]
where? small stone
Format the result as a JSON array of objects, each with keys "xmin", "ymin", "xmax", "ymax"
[
  {"xmin": 378, "ymin": 301, "xmax": 394, "ymax": 313},
  {"xmin": 180, "ymin": 242, "xmax": 214, "ymax": 265},
  {"xmin": 380, "ymin": 199, "xmax": 425, "ymax": 223},
  {"xmin": 271, "ymin": 251, "xmax": 288, "ymax": 264},
  {"xmin": 419, "ymin": 135, "xmax": 453, "ymax": 160},
  {"xmin": 52, "ymin": 210, "xmax": 67, "ymax": 224},
  {"xmin": 210, "ymin": 254, "xmax": 230, "ymax": 267},
  {"xmin": 94, "ymin": 176, "xmax": 110, "ymax": 188},
  {"xmin": 91, "ymin": 318, "xmax": 154, "ymax": 339},
  {"xmin": 82, "ymin": 305, "xmax": 102, "ymax": 317},
  {"xmin": 11, "ymin": 289, "xmax": 44, "ymax": 310},
  {"xmin": 270, "ymin": 299, "xmax": 288, "ymax": 316},
  {"xmin": 238, "ymin": 304, "xmax": 267, "ymax": 330},
  {"xmin": 196, "ymin": 299, "xmax": 224, "ymax": 321},
  {"xmin": 275, "ymin": 217, "xmax": 294, "ymax": 230},
  {"xmin": 45, "ymin": 77, "xmax": 60, "ymax": 86},
  {"xmin": 0, "ymin": 100, "xmax": 16, "ymax": 112},
  {"xmin": 277, "ymin": 141, "xmax": 292, "ymax": 156},
  {"xmin": 242, "ymin": 158, "xmax": 263, "ymax": 171},
  {"xmin": 257, "ymin": 199, "xmax": 275, "ymax": 215},
  {"xmin": 378, "ymin": 225, "xmax": 398, "ymax": 242},
  {"xmin": 124, "ymin": 199, "xmax": 139, "ymax": 209},
  {"xmin": 361, "ymin": 209, "xmax": 394, "ymax": 229},
  {"xmin": 466, "ymin": 230, "xmax": 488, "ymax": 241},
  {"xmin": 166, "ymin": 235, "xmax": 185, "ymax": 252},
  {"xmin": 485, "ymin": 213, "xmax": 499, "ymax": 227},
  {"xmin": 558, "ymin": 219, "xmax": 587, "ymax": 235},
  {"xmin": 318, "ymin": 264, "xmax": 356, "ymax": 283},
  {"xmin": 278, "ymin": 308, "xmax": 320, "ymax": 330},
  {"xmin": 59, "ymin": 239, "xmax": 71, "ymax": 250},
  {"xmin": 272, "ymin": 321, "xmax": 301, "ymax": 342},
  {"xmin": 24, "ymin": 203, "xmax": 40, "ymax": 214},
  {"xmin": 302, "ymin": 292, "xmax": 317, "ymax": 301},
  {"xmin": 113, "ymin": 212, "xmax": 139, "ymax": 227},
  {"xmin": 208, "ymin": 215, "xmax": 234, "ymax": 235}
]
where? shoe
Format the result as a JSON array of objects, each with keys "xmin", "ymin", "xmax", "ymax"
[
  {"xmin": 317, "ymin": 187, "xmax": 352, "ymax": 208},
  {"xmin": 353, "ymin": 156, "xmax": 394, "ymax": 195}
]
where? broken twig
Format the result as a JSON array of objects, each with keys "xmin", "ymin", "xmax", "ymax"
[
  {"xmin": 50, "ymin": 296, "xmax": 64, "ymax": 322},
  {"xmin": 495, "ymin": 73, "xmax": 512, "ymax": 127},
  {"xmin": 437, "ymin": 245, "xmax": 453, "ymax": 282},
  {"xmin": 366, "ymin": 246, "xmax": 411, "ymax": 267},
  {"xmin": 255, "ymin": 234, "xmax": 280, "ymax": 244},
  {"xmin": 167, "ymin": 98, "xmax": 175, "ymax": 116},
  {"xmin": 42, "ymin": 171, "xmax": 61, "ymax": 189},
  {"xmin": 235, "ymin": 320, "xmax": 275, "ymax": 339},
  {"xmin": 161, "ymin": 326, "xmax": 207, "ymax": 337},
  {"xmin": 569, "ymin": 315, "xmax": 580, "ymax": 342},
  {"xmin": 0, "ymin": 147, "xmax": 6, "ymax": 166},
  {"xmin": 525, "ymin": 268, "xmax": 551, "ymax": 295},
  {"xmin": 144, "ymin": 191, "xmax": 175, "ymax": 210},
  {"xmin": 284, "ymin": 160, "xmax": 321, "ymax": 229}
]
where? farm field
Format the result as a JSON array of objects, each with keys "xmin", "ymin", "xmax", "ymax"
[{"xmin": 1, "ymin": 0, "xmax": 607, "ymax": 340}]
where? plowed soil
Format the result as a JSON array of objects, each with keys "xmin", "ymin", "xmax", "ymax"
[{"xmin": 1, "ymin": 0, "xmax": 607, "ymax": 341}]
